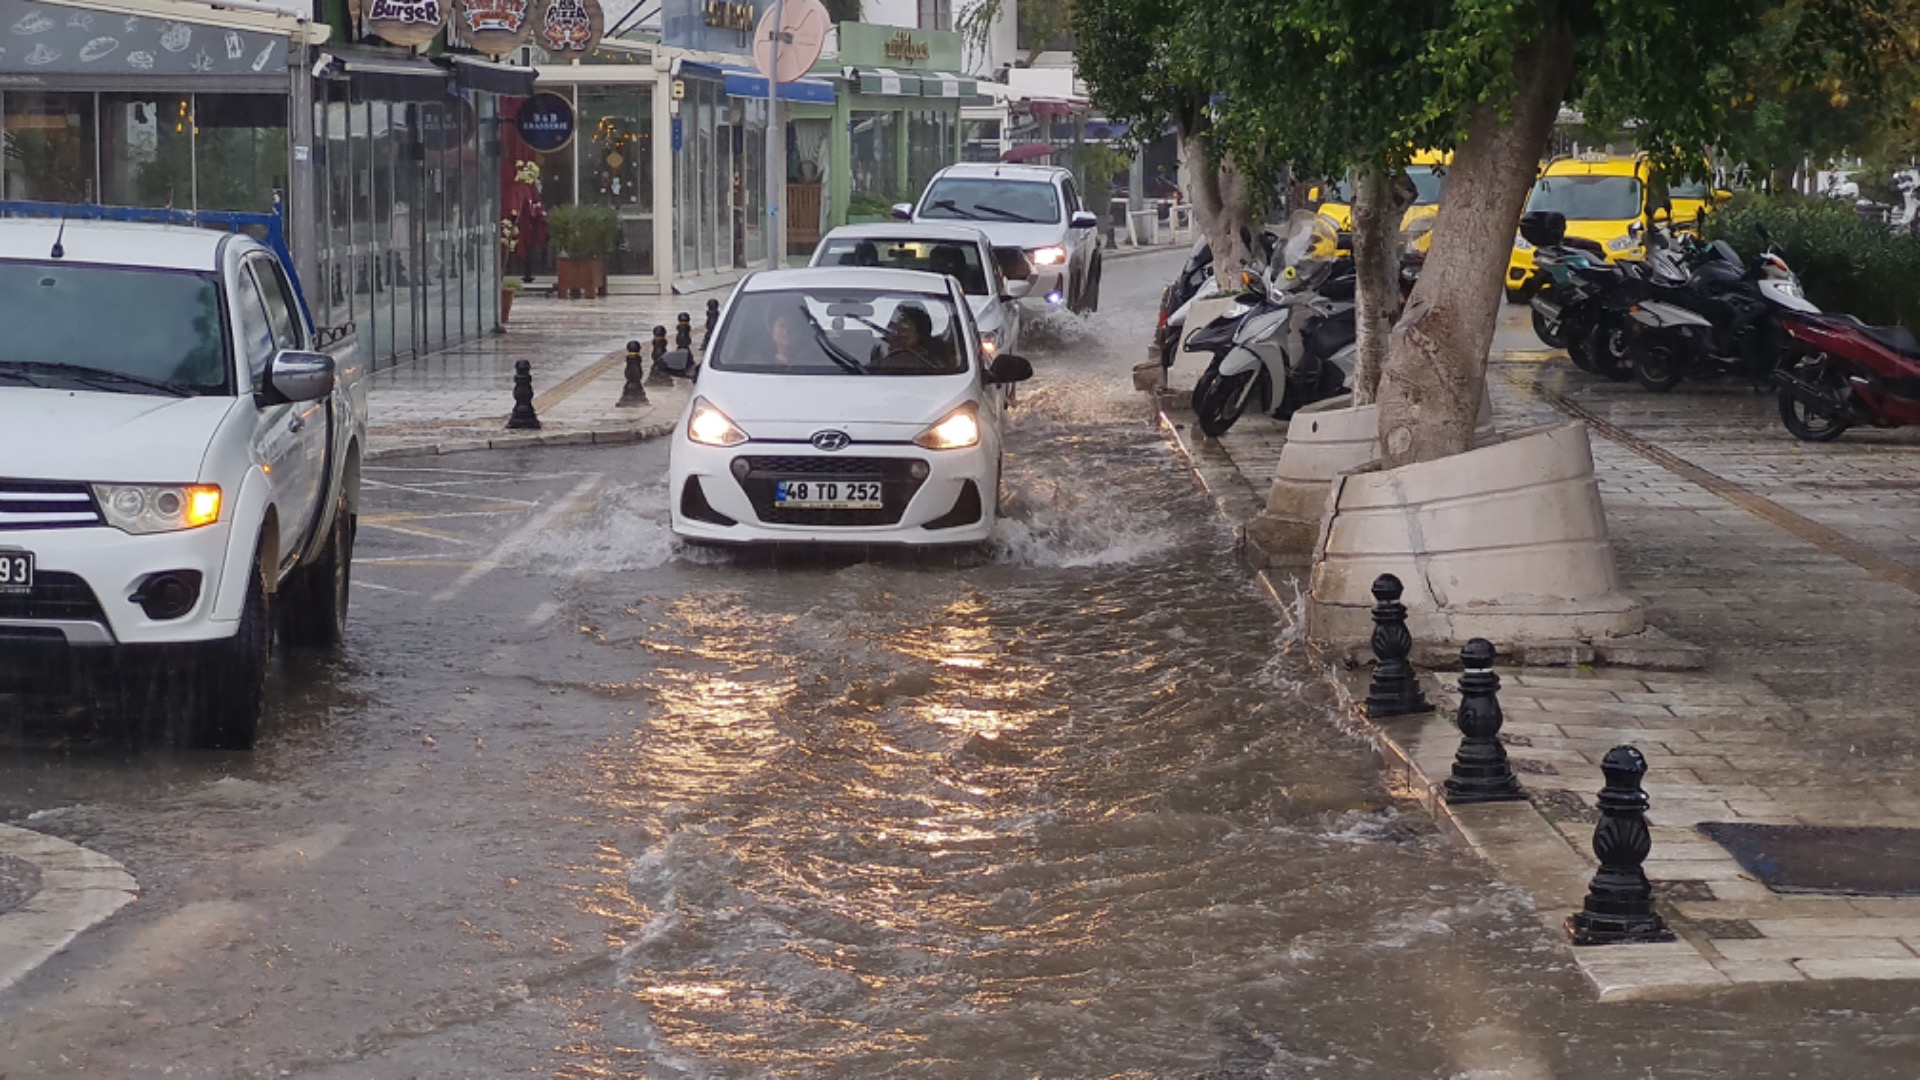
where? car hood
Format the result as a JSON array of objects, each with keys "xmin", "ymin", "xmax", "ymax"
[
  {"xmin": 0, "ymin": 388, "xmax": 236, "ymax": 483},
  {"xmin": 701, "ymin": 373, "xmax": 978, "ymax": 442},
  {"xmin": 920, "ymin": 219, "xmax": 1067, "ymax": 251}
]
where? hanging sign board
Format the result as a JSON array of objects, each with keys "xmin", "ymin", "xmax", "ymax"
[
  {"xmin": 517, "ymin": 90, "xmax": 576, "ymax": 152},
  {"xmin": 455, "ymin": 0, "xmax": 533, "ymax": 57},
  {"xmin": 363, "ymin": 0, "xmax": 448, "ymax": 48},
  {"xmin": 537, "ymin": 0, "xmax": 602, "ymax": 58}
]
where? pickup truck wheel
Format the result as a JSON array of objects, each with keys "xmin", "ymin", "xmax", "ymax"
[
  {"xmin": 281, "ymin": 502, "xmax": 354, "ymax": 650},
  {"xmin": 1083, "ymin": 258, "xmax": 1102, "ymax": 313},
  {"xmin": 185, "ymin": 557, "xmax": 270, "ymax": 750}
]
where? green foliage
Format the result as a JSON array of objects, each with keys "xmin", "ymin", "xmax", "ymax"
[
  {"xmin": 502, "ymin": 278, "xmax": 525, "ymax": 293},
  {"xmin": 1078, "ymin": 142, "xmax": 1131, "ymax": 191},
  {"xmin": 847, "ymin": 192, "xmax": 909, "ymax": 219},
  {"xmin": 1705, "ymin": 193, "xmax": 1920, "ymax": 327},
  {"xmin": 546, "ymin": 204, "xmax": 621, "ymax": 258}
]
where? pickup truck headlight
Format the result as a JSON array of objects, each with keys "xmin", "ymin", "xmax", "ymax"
[
  {"xmin": 92, "ymin": 483, "xmax": 222, "ymax": 534},
  {"xmin": 1028, "ymin": 245, "xmax": 1067, "ymax": 267}
]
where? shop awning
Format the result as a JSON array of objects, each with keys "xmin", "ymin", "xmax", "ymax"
[
  {"xmin": 918, "ymin": 72, "xmax": 977, "ymax": 99},
  {"xmin": 849, "ymin": 67, "xmax": 923, "ymax": 95},
  {"xmin": 720, "ymin": 67, "xmax": 837, "ymax": 104},
  {"xmin": 329, "ymin": 51, "xmax": 453, "ymax": 103},
  {"xmin": 446, "ymin": 55, "xmax": 536, "ymax": 96}
]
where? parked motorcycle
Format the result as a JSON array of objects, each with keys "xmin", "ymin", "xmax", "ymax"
[
  {"xmin": 1157, "ymin": 237, "xmax": 1216, "ymax": 369},
  {"xmin": 1189, "ymin": 212, "xmax": 1353, "ymax": 437},
  {"xmin": 1773, "ymin": 311, "xmax": 1920, "ymax": 441},
  {"xmin": 1522, "ymin": 210, "xmax": 1647, "ymax": 381},
  {"xmin": 1623, "ymin": 224, "xmax": 1816, "ymax": 393}
]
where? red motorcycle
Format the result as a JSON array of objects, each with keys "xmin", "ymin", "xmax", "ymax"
[{"xmin": 1773, "ymin": 311, "xmax": 1920, "ymax": 441}]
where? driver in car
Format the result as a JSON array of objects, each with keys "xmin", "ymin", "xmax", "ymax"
[{"xmin": 873, "ymin": 304, "xmax": 942, "ymax": 371}]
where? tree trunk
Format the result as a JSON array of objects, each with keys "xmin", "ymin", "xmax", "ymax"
[
  {"xmin": 1181, "ymin": 128, "xmax": 1257, "ymax": 289},
  {"xmin": 1375, "ymin": 29, "xmax": 1575, "ymax": 467},
  {"xmin": 1349, "ymin": 167, "xmax": 1416, "ymax": 405}
]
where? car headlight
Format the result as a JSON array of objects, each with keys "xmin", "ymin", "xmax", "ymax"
[
  {"xmin": 1607, "ymin": 235, "xmax": 1639, "ymax": 253},
  {"xmin": 914, "ymin": 403, "xmax": 981, "ymax": 450},
  {"xmin": 1513, "ymin": 236, "xmax": 1534, "ymax": 252},
  {"xmin": 92, "ymin": 483, "xmax": 221, "ymax": 534},
  {"xmin": 687, "ymin": 397, "xmax": 749, "ymax": 447},
  {"xmin": 1028, "ymin": 245, "xmax": 1067, "ymax": 267},
  {"xmin": 978, "ymin": 330, "xmax": 999, "ymax": 355}
]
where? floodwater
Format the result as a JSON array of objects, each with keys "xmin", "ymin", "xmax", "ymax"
[{"xmin": 5, "ymin": 254, "xmax": 1920, "ymax": 1078}]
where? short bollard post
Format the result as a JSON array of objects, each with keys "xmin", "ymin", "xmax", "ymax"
[
  {"xmin": 1441, "ymin": 638, "xmax": 1524, "ymax": 804},
  {"xmin": 617, "ymin": 339, "xmax": 649, "ymax": 407},
  {"xmin": 675, "ymin": 312, "xmax": 693, "ymax": 352},
  {"xmin": 702, "ymin": 299, "xmax": 720, "ymax": 349},
  {"xmin": 647, "ymin": 325, "xmax": 674, "ymax": 386},
  {"xmin": 506, "ymin": 359, "xmax": 541, "ymax": 430},
  {"xmin": 1568, "ymin": 746, "xmax": 1676, "ymax": 945},
  {"xmin": 1363, "ymin": 573, "xmax": 1433, "ymax": 718}
]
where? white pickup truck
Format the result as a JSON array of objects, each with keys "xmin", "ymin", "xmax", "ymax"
[{"xmin": 0, "ymin": 216, "xmax": 366, "ymax": 749}]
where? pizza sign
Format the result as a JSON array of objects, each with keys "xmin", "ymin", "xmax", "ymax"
[
  {"xmin": 457, "ymin": 0, "xmax": 532, "ymax": 56},
  {"xmin": 539, "ymin": 0, "xmax": 602, "ymax": 56},
  {"xmin": 364, "ymin": 0, "xmax": 447, "ymax": 47}
]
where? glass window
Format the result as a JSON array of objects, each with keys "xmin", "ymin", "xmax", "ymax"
[
  {"xmin": 99, "ymin": 94, "xmax": 193, "ymax": 209},
  {"xmin": 849, "ymin": 110, "xmax": 900, "ymax": 203},
  {"xmin": 1061, "ymin": 176, "xmax": 1081, "ymax": 214},
  {"xmin": 249, "ymin": 256, "xmax": 303, "ymax": 351},
  {"xmin": 1524, "ymin": 175, "xmax": 1644, "ymax": 220},
  {"xmin": 580, "ymin": 85, "xmax": 655, "ymax": 275},
  {"xmin": 193, "ymin": 94, "xmax": 289, "ymax": 213},
  {"xmin": 2, "ymin": 91, "xmax": 97, "ymax": 202},
  {"xmin": 697, "ymin": 81, "xmax": 716, "ymax": 271},
  {"xmin": 1406, "ymin": 165, "xmax": 1446, "ymax": 205},
  {"xmin": 816, "ymin": 236, "xmax": 990, "ymax": 294},
  {"xmin": 231, "ymin": 265, "xmax": 277, "ymax": 389},
  {"xmin": 919, "ymin": 177, "xmax": 1060, "ymax": 224},
  {"xmin": 711, "ymin": 289, "xmax": 968, "ymax": 376},
  {"xmin": 0, "ymin": 262, "xmax": 229, "ymax": 394}
]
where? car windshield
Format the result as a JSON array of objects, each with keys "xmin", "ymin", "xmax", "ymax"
[
  {"xmin": 919, "ymin": 178, "xmax": 1061, "ymax": 224},
  {"xmin": 1670, "ymin": 178, "xmax": 1712, "ymax": 198},
  {"xmin": 1407, "ymin": 165, "xmax": 1446, "ymax": 205},
  {"xmin": 817, "ymin": 237, "xmax": 992, "ymax": 295},
  {"xmin": 712, "ymin": 289, "xmax": 969, "ymax": 376},
  {"xmin": 1525, "ymin": 175, "xmax": 1644, "ymax": 220},
  {"xmin": 0, "ymin": 262, "xmax": 229, "ymax": 394}
]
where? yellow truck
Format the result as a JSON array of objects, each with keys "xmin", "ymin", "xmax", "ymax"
[{"xmin": 1506, "ymin": 152, "xmax": 1674, "ymax": 301}]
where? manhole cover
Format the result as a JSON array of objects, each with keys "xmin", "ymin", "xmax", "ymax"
[
  {"xmin": 0, "ymin": 854, "xmax": 41, "ymax": 915},
  {"xmin": 1697, "ymin": 823, "xmax": 1920, "ymax": 896}
]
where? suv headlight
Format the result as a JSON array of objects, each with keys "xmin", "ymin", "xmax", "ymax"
[
  {"xmin": 92, "ymin": 484, "xmax": 221, "ymax": 534},
  {"xmin": 687, "ymin": 397, "xmax": 749, "ymax": 447},
  {"xmin": 1513, "ymin": 236, "xmax": 1534, "ymax": 252},
  {"xmin": 1028, "ymin": 245, "xmax": 1067, "ymax": 267},
  {"xmin": 914, "ymin": 403, "xmax": 981, "ymax": 450}
]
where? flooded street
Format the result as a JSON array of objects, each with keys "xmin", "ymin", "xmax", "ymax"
[{"xmin": 6, "ymin": 253, "xmax": 1920, "ymax": 1077}]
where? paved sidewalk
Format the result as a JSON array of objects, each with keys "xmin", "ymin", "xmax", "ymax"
[
  {"xmin": 366, "ymin": 291, "xmax": 696, "ymax": 460},
  {"xmin": 1154, "ymin": 304, "xmax": 1920, "ymax": 998}
]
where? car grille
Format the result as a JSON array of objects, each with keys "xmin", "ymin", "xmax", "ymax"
[
  {"xmin": 0, "ymin": 480, "xmax": 103, "ymax": 530},
  {"xmin": 0, "ymin": 571, "xmax": 108, "ymax": 622},
  {"xmin": 735, "ymin": 456, "xmax": 926, "ymax": 526}
]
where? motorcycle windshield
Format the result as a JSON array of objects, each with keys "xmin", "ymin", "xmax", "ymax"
[{"xmin": 1279, "ymin": 210, "xmax": 1341, "ymax": 289}]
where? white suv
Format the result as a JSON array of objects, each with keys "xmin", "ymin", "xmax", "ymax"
[{"xmin": 895, "ymin": 163, "xmax": 1103, "ymax": 314}]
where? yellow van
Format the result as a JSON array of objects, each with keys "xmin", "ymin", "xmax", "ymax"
[
  {"xmin": 1506, "ymin": 152, "xmax": 1670, "ymax": 300},
  {"xmin": 1668, "ymin": 172, "xmax": 1732, "ymax": 232},
  {"xmin": 1315, "ymin": 150, "xmax": 1450, "ymax": 234}
]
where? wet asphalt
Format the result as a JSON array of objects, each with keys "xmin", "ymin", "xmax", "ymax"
[{"xmin": 3, "ymin": 254, "xmax": 1920, "ymax": 1078}]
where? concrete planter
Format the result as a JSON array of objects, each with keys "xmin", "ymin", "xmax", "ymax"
[
  {"xmin": 1306, "ymin": 421, "xmax": 1644, "ymax": 647},
  {"xmin": 1257, "ymin": 396, "xmax": 1378, "ymax": 555}
]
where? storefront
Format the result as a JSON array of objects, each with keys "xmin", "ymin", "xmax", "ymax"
[{"xmin": 825, "ymin": 23, "xmax": 974, "ymax": 227}]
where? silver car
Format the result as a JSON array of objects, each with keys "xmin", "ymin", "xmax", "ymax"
[
  {"xmin": 810, "ymin": 222, "xmax": 1029, "ymax": 360},
  {"xmin": 895, "ymin": 163, "xmax": 1103, "ymax": 315}
]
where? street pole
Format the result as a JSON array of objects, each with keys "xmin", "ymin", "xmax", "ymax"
[{"xmin": 765, "ymin": 0, "xmax": 785, "ymax": 270}]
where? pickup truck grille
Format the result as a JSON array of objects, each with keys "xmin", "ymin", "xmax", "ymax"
[
  {"xmin": 0, "ymin": 481, "xmax": 103, "ymax": 530},
  {"xmin": 0, "ymin": 571, "xmax": 106, "ymax": 621}
]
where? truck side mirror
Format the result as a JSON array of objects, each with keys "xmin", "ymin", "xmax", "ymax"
[{"xmin": 259, "ymin": 350, "xmax": 334, "ymax": 406}]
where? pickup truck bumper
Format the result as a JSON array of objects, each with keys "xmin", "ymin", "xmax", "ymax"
[{"xmin": 0, "ymin": 520, "xmax": 241, "ymax": 649}]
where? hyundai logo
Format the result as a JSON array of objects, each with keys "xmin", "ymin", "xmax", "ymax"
[{"xmin": 810, "ymin": 430, "xmax": 851, "ymax": 451}]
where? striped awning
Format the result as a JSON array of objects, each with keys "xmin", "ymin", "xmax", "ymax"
[
  {"xmin": 918, "ymin": 72, "xmax": 977, "ymax": 98},
  {"xmin": 853, "ymin": 67, "xmax": 923, "ymax": 95}
]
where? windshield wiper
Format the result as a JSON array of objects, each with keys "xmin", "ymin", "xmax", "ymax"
[
  {"xmin": 928, "ymin": 199, "xmax": 982, "ymax": 221},
  {"xmin": 811, "ymin": 330, "xmax": 869, "ymax": 374},
  {"xmin": 971, "ymin": 204, "xmax": 1045, "ymax": 224},
  {"xmin": 0, "ymin": 361, "xmax": 193, "ymax": 397}
]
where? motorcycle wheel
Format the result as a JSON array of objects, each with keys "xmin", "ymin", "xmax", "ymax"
[
  {"xmin": 1530, "ymin": 307, "xmax": 1567, "ymax": 350},
  {"xmin": 1777, "ymin": 359, "xmax": 1853, "ymax": 442},
  {"xmin": 1193, "ymin": 366, "xmax": 1269, "ymax": 438},
  {"xmin": 1633, "ymin": 342, "xmax": 1688, "ymax": 392},
  {"xmin": 1564, "ymin": 315, "xmax": 1597, "ymax": 372},
  {"xmin": 1587, "ymin": 321, "xmax": 1634, "ymax": 382}
]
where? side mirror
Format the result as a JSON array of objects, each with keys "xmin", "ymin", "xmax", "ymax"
[
  {"xmin": 1627, "ymin": 221, "xmax": 1644, "ymax": 240},
  {"xmin": 259, "ymin": 349, "xmax": 334, "ymax": 405},
  {"xmin": 994, "ymin": 247, "xmax": 1033, "ymax": 281},
  {"xmin": 1070, "ymin": 210, "xmax": 1099, "ymax": 230},
  {"xmin": 660, "ymin": 348, "xmax": 697, "ymax": 378},
  {"xmin": 984, "ymin": 353, "xmax": 1033, "ymax": 385},
  {"xmin": 1003, "ymin": 278, "xmax": 1033, "ymax": 300},
  {"xmin": 890, "ymin": 203, "xmax": 914, "ymax": 220}
]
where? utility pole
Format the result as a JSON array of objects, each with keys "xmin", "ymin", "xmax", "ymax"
[{"xmin": 765, "ymin": 0, "xmax": 786, "ymax": 270}]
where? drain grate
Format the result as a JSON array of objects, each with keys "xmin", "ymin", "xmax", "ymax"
[{"xmin": 1697, "ymin": 822, "xmax": 1920, "ymax": 896}]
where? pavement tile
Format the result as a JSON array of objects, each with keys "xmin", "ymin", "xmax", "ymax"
[
  {"xmin": 1713, "ymin": 937, "xmax": 1916, "ymax": 961},
  {"xmin": 1793, "ymin": 957, "xmax": 1920, "ymax": 980},
  {"xmin": 1850, "ymin": 899, "xmax": 1920, "ymax": 917},
  {"xmin": 1709, "ymin": 959, "xmax": 1809, "ymax": 983},
  {"xmin": 1750, "ymin": 917, "xmax": 1920, "ymax": 938}
]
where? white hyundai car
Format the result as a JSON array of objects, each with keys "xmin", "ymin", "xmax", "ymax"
[
  {"xmin": 809, "ymin": 222, "xmax": 1029, "ymax": 360},
  {"xmin": 665, "ymin": 268, "xmax": 1033, "ymax": 547}
]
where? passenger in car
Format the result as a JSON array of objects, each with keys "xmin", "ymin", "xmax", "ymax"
[{"xmin": 767, "ymin": 307, "xmax": 813, "ymax": 367}]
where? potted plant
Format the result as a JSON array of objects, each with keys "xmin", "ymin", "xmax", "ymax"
[
  {"xmin": 547, "ymin": 204, "xmax": 620, "ymax": 299},
  {"xmin": 498, "ymin": 215, "xmax": 524, "ymax": 325},
  {"xmin": 499, "ymin": 277, "xmax": 523, "ymax": 327}
]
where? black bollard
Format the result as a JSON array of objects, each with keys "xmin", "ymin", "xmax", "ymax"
[
  {"xmin": 647, "ymin": 325, "xmax": 674, "ymax": 386},
  {"xmin": 675, "ymin": 312, "xmax": 693, "ymax": 352},
  {"xmin": 506, "ymin": 359, "xmax": 541, "ymax": 430},
  {"xmin": 617, "ymin": 339, "xmax": 649, "ymax": 407},
  {"xmin": 702, "ymin": 299, "xmax": 720, "ymax": 349},
  {"xmin": 1441, "ymin": 638, "xmax": 1524, "ymax": 805},
  {"xmin": 1568, "ymin": 746, "xmax": 1676, "ymax": 945},
  {"xmin": 1363, "ymin": 574, "xmax": 1433, "ymax": 718}
]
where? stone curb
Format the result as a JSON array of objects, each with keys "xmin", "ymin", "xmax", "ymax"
[
  {"xmin": 366, "ymin": 419, "xmax": 678, "ymax": 462},
  {"xmin": 0, "ymin": 824, "xmax": 138, "ymax": 996}
]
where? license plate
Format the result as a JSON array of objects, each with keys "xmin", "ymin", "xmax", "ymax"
[
  {"xmin": 0, "ymin": 550, "xmax": 31, "ymax": 594},
  {"xmin": 774, "ymin": 479, "xmax": 883, "ymax": 509}
]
